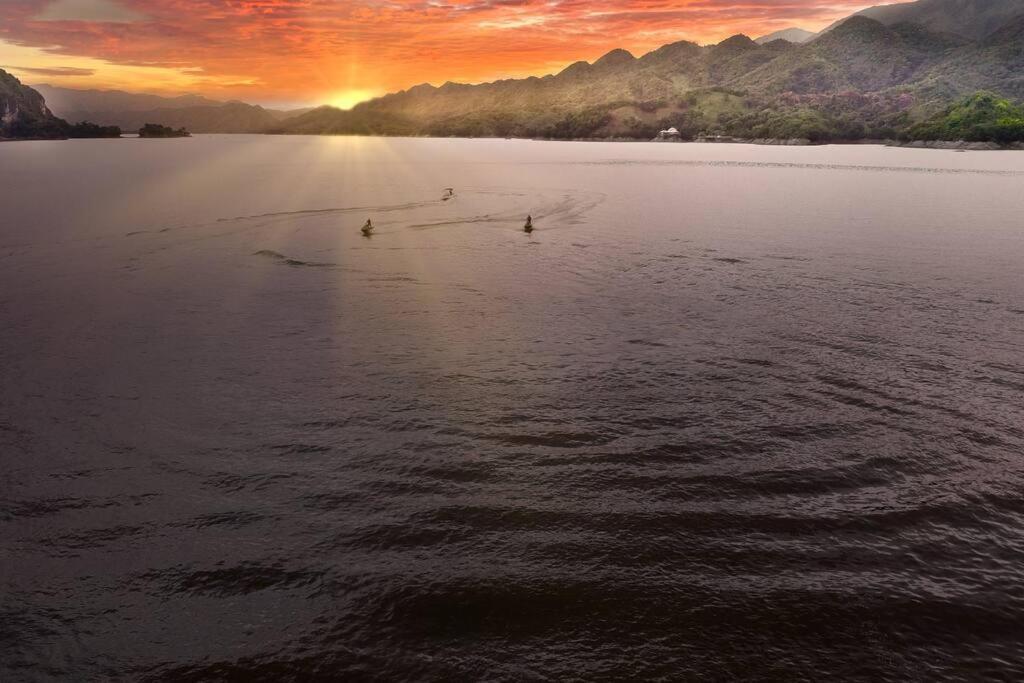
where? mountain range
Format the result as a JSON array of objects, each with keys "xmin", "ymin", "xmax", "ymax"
[
  {"xmin": 4, "ymin": 0, "xmax": 1024, "ymax": 142},
  {"xmin": 269, "ymin": 0, "xmax": 1024, "ymax": 141}
]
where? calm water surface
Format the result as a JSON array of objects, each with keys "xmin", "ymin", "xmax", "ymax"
[{"xmin": 3, "ymin": 137, "xmax": 1024, "ymax": 680}]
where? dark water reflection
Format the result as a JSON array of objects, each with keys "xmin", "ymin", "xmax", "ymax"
[{"xmin": 2, "ymin": 137, "xmax": 1024, "ymax": 679}]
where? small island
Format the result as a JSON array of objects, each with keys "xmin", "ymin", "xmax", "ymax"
[{"xmin": 139, "ymin": 123, "xmax": 191, "ymax": 138}]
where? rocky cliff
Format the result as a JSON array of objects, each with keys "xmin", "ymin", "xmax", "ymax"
[{"xmin": 0, "ymin": 69, "xmax": 67, "ymax": 139}]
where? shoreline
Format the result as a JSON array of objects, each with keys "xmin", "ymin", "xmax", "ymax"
[
  {"xmin": 270, "ymin": 133, "xmax": 1024, "ymax": 149},
  {"xmin": 6, "ymin": 133, "xmax": 1024, "ymax": 150},
  {"xmin": 892, "ymin": 140, "xmax": 1024, "ymax": 151}
]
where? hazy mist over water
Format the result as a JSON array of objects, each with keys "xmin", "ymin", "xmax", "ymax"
[{"xmin": 3, "ymin": 136, "xmax": 1024, "ymax": 679}]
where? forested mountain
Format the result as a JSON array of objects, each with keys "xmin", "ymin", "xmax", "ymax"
[
  {"xmin": 271, "ymin": 0, "xmax": 1024, "ymax": 142},
  {"xmin": 847, "ymin": 0, "xmax": 1024, "ymax": 39}
]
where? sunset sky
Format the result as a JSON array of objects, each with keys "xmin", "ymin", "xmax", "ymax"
[{"xmin": 1, "ymin": 0, "xmax": 895, "ymax": 108}]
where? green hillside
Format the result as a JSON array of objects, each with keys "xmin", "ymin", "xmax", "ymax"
[
  {"xmin": 903, "ymin": 92, "xmax": 1024, "ymax": 141},
  {"xmin": 271, "ymin": 0, "xmax": 1024, "ymax": 144}
]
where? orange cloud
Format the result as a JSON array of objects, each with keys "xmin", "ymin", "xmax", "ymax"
[
  {"xmin": 5, "ymin": 64, "xmax": 96, "ymax": 76},
  {"xmin": 1, "ymin": 0, "xmax": 888, "ymax": 105}
]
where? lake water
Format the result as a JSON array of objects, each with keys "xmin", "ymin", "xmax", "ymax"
[{"xmin": 3, "ymin": 136, "xmax": 1024, "ymax": 679}]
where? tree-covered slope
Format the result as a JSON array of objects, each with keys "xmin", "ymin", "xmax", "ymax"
[
  {"xmin": 852, "ymin": 0, "xmax": 1024, "ymax": 40},
  {"xmin": 734, "ymin": 17, "xmax": 960, "ymax": 95},
  {"xmin": 903, "ymin": 91, "xmax": 1024, "ymax": 141},
  {"xmin": 272, "ymin": 7, "xmax": 1024, "ymax": 143}
]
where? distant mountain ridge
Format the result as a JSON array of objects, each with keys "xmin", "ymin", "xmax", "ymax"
[
  {"xmin": 32, "ymin": 84, "xmax": 310, "ymax": 133},
  {"xmin": 47, "ymin": 100, "xmax": 281, "ymax": 134},
  {"xmin": 754, "ymin": 28, "xmax": 816, "ymax": 44},
  {"xmin": 33, "ymin": 85, "xmax": 221, "ymax": 113}
]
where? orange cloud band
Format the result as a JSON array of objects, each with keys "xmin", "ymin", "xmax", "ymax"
[{"xmin": 1, "ymin": 0, "xmax": 885, "ymax": 104}]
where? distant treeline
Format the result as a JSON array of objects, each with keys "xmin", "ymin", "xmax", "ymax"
[
  {"xmin": 1, "ymin": 118, "xmax": 121, "ymax": 139},
  {"xmin": 138, "ymin": 123, "xmax": 191, "ymax": 138},
  {"xmin": 67, "ymin": 121, "xmax": 122, "ymax": 138},
  {"xmin": 422, "ymin": 91, "xmax": 1023, "ymax": 144}
]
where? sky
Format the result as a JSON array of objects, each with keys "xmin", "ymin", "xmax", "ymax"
[{"xmin": 0, "ymin": 0, "xmax": 893, "ymax": 109}]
